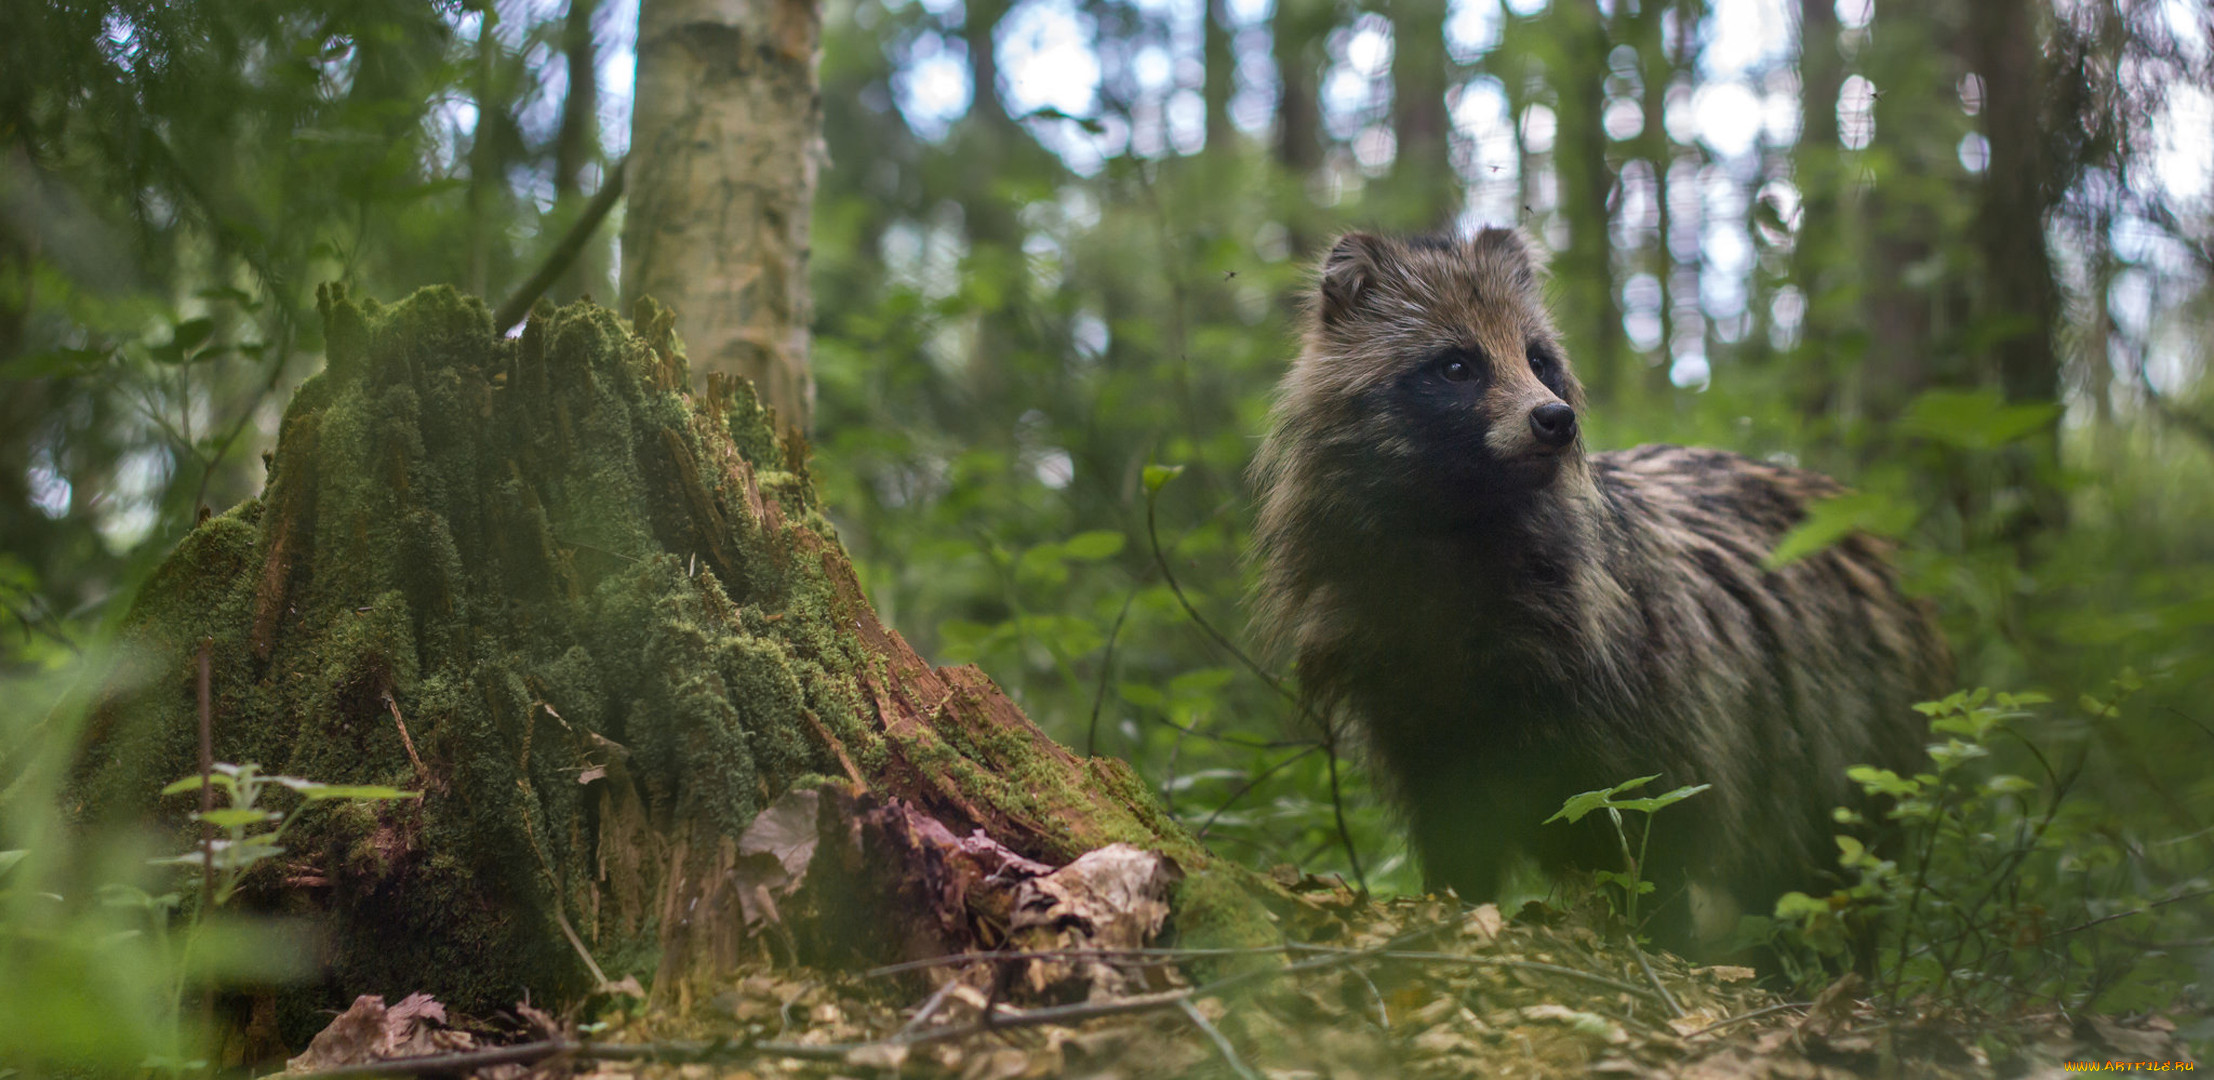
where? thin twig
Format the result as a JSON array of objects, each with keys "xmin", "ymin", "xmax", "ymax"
[
  {"xmin": 195, "ymin": 637, "xmax": 216, "ymax": 1039},
  {"xmin": 2049, "ymin": 886, "xmax": 2214, "ymax": 938},
  {"xmin": 1322, "ymin": 733, "xmax": 1368, "ymax": 893},
  {"xmin": 1626, "ymin": 935, "xmax": 1685, "ymax": 1018},
  {"xmin": 1145, "ymin": 490, "xmax": 1366, "ymax": 889},
  {"xmin": 1344, "ymin": 949, "xmax": 1665, "ymax": 1002},
  {"xmin": 1150, "ymin": 711, "xmax": 1314, "ymax": 749},
  {"xmin": 895, "ymin": 979, "xmax": 961, "ymax": 1039},
  {"xmin": 1194, "ymin": 744, "xmax": 1320, "ymax": 839},
  {"xmin": 1347, "ymin": 963, "xmax": 1391, "ymax": 1030},
  {"xmin": 1086, "ymin": 579, "xmax": 1142, "ymax": 758},
  {"xmin": 494, "ymin": 154, "xmax": 630, "ymax": 334},
  {"xmin": 1178, "ymin": 998, "xmax": 1263, "ymax": 1080},
  {"xmin": 866, "ymin": 943, "xmax": 1297, "ymax": 979},
  {"xmin": 381, "ymin": 692, "xmax": 431, "ymax": 788},
  {"xmin": 1683, "ymin": 1001, "xmax": 1813, "ymax": 1038},
  {"xmin": 196, "ymin": 639, "xmax": 216, "ymax": 906}
]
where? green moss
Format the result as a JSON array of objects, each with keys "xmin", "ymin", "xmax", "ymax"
[{"xmin": 74, "ymin": 286, "xmax": 1249, "ymax": 1037}]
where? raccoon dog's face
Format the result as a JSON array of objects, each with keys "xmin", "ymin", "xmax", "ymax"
[{"xmin": 1303, "ymin": 228, "xmax": 1584, "ymax": 510}]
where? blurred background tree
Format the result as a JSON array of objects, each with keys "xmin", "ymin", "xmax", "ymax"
[{"xmin": 2, "ymin": 0, "xmax": 2211, "ymax": 1018}]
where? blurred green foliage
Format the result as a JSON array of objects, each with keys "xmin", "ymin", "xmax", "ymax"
[
  {"xmin": 2, "ymin": 0, "xmax": 2212, "ymax": 1055},
  {"xmin": 1757, "ymin": 680, "xmax": 2211, "ymax": 1029}
]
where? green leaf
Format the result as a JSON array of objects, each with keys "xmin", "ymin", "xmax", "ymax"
[
  {"xmin": 1548, "ymin": 786, "xmax": 1619, "ymax": 825},
  {"xmin": 1167, "ymin": 667, "xmax": 1235, "ymax": 699},
  {"xmin": 1142, "ymin": 463, "xmax": 1185, "ymax": 493},
  {"xmin": 300, "ymin": 785, "xmax": 420, "ymax": 802},
  {"xmin": 1062, "ymin": 530, "xmax": 1126, "ymax": 560},
  {"xmin": 1897, "ymin": 387, "xmax": 2060, "ymax": 451},
  {"xmin": 1611, "ymin": 783, "xmax": 1711, "ymax": 814},
  {"xmin": 1118, "ymin": 682, "xmax": 1166, "ymax": 709},
  {"xmin": 1847, "ymin": 766, "xmax": 1921, "ymax": 798},
  {"xmin": 194, "ymin": 808, "xmax": 282, "ymax": 828},
  {"xmin": 161, "ymin": 774, "xmax": 237, "ymax": 796},
  {"xmin": 1767, "ymin": 490, "xmax": 1919, "ymax": 568},
  {"xmin": 0, "ymin": 849, "xmax": 26, "ymax": 878},
  {"xmin": 1772, "ymin": 891, "xmax": 1831, "ymax": 919},
  {"xmin": 1606, "ymin": 775, "xmax": 1661, "ymax": 795},
  {"xmin": 1016, "ymin": 543, "xmax": 1069, "ymax": 585},
  {"xmin": 171, "ymin": 318, "xmax": 216, "ymax": 353},
  {"xmin": 3, "ymin": 346, "xmax": 110, "ymax": 378}
]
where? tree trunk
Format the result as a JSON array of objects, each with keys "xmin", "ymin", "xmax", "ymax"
[
  {"xmin": 1964, "ymin": 0, "xmax": 2066, "ymax": 543},
  {"xmin": 1204, "ymin": 0, "xmax": 1236, "ymax": 155},
  {"xmin": 1272, "ymin": 0, "xmax": 1328, "ymax": 176},
  {"xmin": 550, "ymin": 0, "xmax": 606, "ymax": 303},
  {"xmin": 1791, "ymin": 0, "xmax": 1846, "ymax": 424},
  {"xmin": 1383, "ymin": 0, "xmax": 1456, "ymax": 229},
  {"xmin": 1549, "ymin": 0, "xmax": 1625, "ymax": 401},
  {"xmin": 69, "ymin": 290, "xmax": 1259, "ymax": 1039},
  {"xmin": 621, "ymin": 0, "xmax": 822, "ymax": 431}
]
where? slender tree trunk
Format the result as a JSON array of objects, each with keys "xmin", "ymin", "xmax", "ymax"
[
  {"xmin": 551, "ymin": 0, "xmax": 604, "ymax": 302},
  {"xmin": 958, "ymin": 0, "xmax": 1023, "ymax": 230},
  {"xmin": 1384, "ymin": 0, "xmax": 1456, "ymax": 228},
  {"xmin": 1636, "ymin": 0, "xmax": 1682, "ymax": 399},
  {"xmin": 1550, "ymin": 0, "xmax": 1624, "ymax": 400},
  {"xmin": 1964, "ymin": 0, "xmax": 2066, "ymax": 542},
  {"xmin": 1272, "ymin": 0, "xmax": 1327, "ymax": 176},
  {"xmin": 1204, "ymin": 0, "xmax": 1236, "ymax": 155},
  {"xmin": 622, "ymin": 0, "xmax": 823, "ymax": 430},
  {"xmin": 1790, "ymin": 0, "xmax": 1843, "ymax": 423},
  {"xmin": 466, "ymin": 4, "xmax": 504, "ymax": 301}
]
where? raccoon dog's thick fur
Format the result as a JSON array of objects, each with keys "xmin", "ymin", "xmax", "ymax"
[{"xmin": 1249, "ymin": 229, "xmax": 1951, "ymax": 946}]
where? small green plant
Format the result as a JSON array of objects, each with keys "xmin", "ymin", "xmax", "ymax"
[
  {"xmin": 1758, "ymin": 675, "xmax": 2208, "ymax": 1016},
  {"xmin": 158, "ymin": 761, "xmax": 420, "ymax": 907},
  {"xmin": 1546, "ymin": 775, "xmax": 1712, "ymax": 931}
]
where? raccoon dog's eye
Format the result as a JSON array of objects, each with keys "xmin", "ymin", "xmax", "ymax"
[
  {"xmin": 1528, "ymin": 351, "xmax": 1551, "ymax": 377},
  {"xmin": 1440, "ymin": 358, "xmax": 1475, "ymax": 382}
]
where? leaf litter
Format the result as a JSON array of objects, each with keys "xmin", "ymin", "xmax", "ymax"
[{"xmin": 272, "ymin": 871, "xmax": 2197, "ymax": 1079}]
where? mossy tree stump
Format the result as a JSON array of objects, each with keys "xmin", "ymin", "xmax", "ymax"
[{"xmin": 72, "ymin": 287, "xmax": 1253, "ymax": 1037}]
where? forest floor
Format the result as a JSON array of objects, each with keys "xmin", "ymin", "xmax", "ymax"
[{"xmin": 273, "ymin": 878, "xmax": 2197, "ymax": 1080}]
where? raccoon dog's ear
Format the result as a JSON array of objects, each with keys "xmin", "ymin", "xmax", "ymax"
[
  {"xmin": 1318, "ymin": 232, "xmax": 1389, "ymax": 327},
  {"xmin": 1472, "ymin": 227, "xmax": 1546, "ymax": 296}
]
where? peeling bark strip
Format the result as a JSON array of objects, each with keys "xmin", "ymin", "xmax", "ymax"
[
  {"xmin": 71, "ymin": 290, "xmax": 1250, "ymax": 1039},
  {"xmin": 622, "ymin": 0, "xmax": 823, "ymax": 430}
]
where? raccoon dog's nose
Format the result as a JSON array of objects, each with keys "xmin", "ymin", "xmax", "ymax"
[{"xmin": 1529, "ymin": 403, "xmax": 1578, "ymax": 448}]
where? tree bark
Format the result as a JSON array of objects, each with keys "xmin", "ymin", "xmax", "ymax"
[
  {"xmin": 1271, "ymin": 0, "xmax": 1328, "ymax": 176},
  {"xmin": 550, "ymin": 0, "xmax": 606, "ymax": 303},
  {"xmin": 70, "ymin": 290, "xmax": 1259, "ymax": 1038},
  {"xmin": 1791, "ymin": 0, "xmax": 1846, "ymax": 423},
  {"xmin": 1549, "ymin": 0, "xmax": 1625, "ymax": 401},
  {"xmin": 1204, "ymin": 0, "xmax": 1236, "ymax": 156},
  {"xmin": 1963, "ymin": 0, "xmax": 2066, "ymax": 542},
  {"xmin": 621, "ymin": 0, "xmax": 822, "ymax": 431},
  {"xmin": 1384, "ymin": 0, "xmax": 1456, "ymax": 229}
]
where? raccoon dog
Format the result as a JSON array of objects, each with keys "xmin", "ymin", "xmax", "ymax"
[{"xmin": 1248, "ymin": 228, "xmax": 1951, "ymax": 947}]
